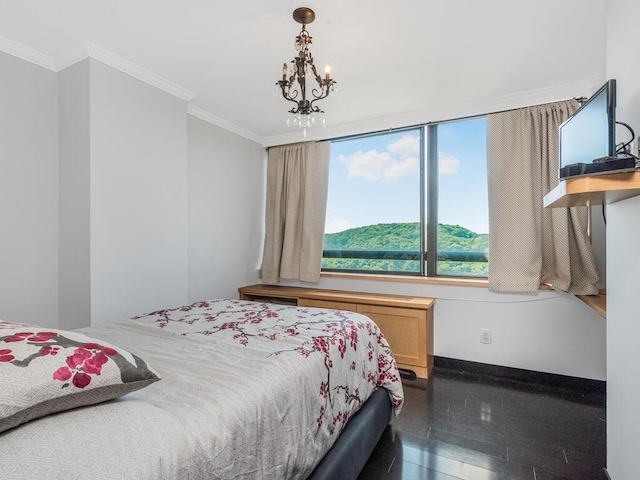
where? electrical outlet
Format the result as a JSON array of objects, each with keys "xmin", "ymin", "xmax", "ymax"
[{"xmin": 480, "ymin": 328, "xmax": 491, "ymax": 344}]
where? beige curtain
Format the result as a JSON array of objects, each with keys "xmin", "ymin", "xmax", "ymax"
[
  {"xmin": 260, "ymin": 142, "xmax": 330, "ymax": 284},
  {"xmin": 487, "ymin": 100, "xmax": 599, "ymax": 294}
]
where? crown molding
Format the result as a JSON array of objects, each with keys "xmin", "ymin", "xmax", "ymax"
[
  {"xmin": 55, "ymin": 48, "xmax": 92, "ymax": 72},
  {"xmin": 86, "ymin": 42, "xmax": 196, "ymax": 102},
  {"xmin": 0, "ymin": 36, "xmax": 263, "ymax": 143},
  {"xmin": 0, "ymin": 36, "xmax": 57, "ymax": 71},
  {"xmin": 187, "ymin": 105, "xmax": 263, "ymax": 144}
]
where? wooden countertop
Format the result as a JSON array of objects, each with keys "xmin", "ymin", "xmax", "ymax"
[{"xmin": 238, "ymin": 284, "xmax": 435, "ymax": 309}]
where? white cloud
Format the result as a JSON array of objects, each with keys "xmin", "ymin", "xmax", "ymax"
[
  {"xmin": 325, "ymin": 218, "xmax": 350, "ymax": 234},
  {"xmin": 336, "ymin": 133, "xmax": 421, "ymax": 182},
  {"xmin": 387, "ymin": 134, "xmax": 420, "ymax": 157},
  {"xmin": 337, "ymin": 150, "xmax": 395, "ymax": 181},
  {"xmin": 438, "ymin": 152, "xmax": 460, "ymax": 174},
  {"xmin": 384, "ymin": 157, "xmax": 419, "ymax": 180}
]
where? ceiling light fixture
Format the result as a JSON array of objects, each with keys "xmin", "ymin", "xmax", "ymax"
[{"xmin": 275, "ymin": 7, "xmax": 337, "ymax": 137}]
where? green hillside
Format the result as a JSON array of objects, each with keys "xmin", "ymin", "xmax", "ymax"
[{"xmin": 322, "ymin": 222, "xmax": 488, "ymax": 277}]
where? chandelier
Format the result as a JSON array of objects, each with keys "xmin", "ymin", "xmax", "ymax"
[{"xmin": 276, "ymin": 7, "xmax": 337, "ymax": 137}]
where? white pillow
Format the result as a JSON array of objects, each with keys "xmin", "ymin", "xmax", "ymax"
[{"xmin": 0, "ymin": 321, "xmax": 160, "ymax": 433}]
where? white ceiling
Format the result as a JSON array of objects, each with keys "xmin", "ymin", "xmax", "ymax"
[{"xmin": 0, "ymin": 0, "xmax": 607, "ymax": 144}]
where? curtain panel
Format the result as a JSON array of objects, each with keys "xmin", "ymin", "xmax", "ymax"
[
  {"xmin": 261, "ymin": 142, "xmax": 330, "ymax": 284},
  {"xmin": 487, "ymin": 100, "xmax": 599, "ymax": 294}
]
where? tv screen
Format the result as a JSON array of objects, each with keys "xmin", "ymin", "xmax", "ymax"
[{"xmin": 559, "ymin": 79, "xmax": 616, "ymax": 172}]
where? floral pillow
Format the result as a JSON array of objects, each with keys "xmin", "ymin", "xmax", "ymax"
[{"xmin": 0, "ymin": 321, "xmax": 160, "ymax": 433}]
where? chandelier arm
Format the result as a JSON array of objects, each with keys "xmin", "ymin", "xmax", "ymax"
[
  {"xmin": 283, "ymin": 87, "xmax": 300, "ymax": 101},
  {"xmin": 281, "ymin": 95, "xmax": 303, "ymax": 113},
  {"xmin": 309, "ymin": 85, "xmax": 330, "ymax": 100}
]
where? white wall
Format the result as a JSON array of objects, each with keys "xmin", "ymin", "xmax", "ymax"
[
  {"xmin": 58, "ymin": 59, "xmax": 91, "ymax": 331},
  {"xmin": 187, "ymin": 116, "xmax": 264, "ymax": 301},
  {"xmin": 281, "ymin": 276, "xmax": 606, "ymax": 380},
  {"xmin": 89, "ymin": 59, "xmax": 189, "ymax": 325},
  {"xmin": 1, "ymin": 52, "xmax": 266, "ymax": 329},
  {"xmin": 0, "ymin": 52, "xmax": 59, "ymax": 328},
  {"xmin": 606, "ymin": 0, "xmax": 640, "ymax": 476}
]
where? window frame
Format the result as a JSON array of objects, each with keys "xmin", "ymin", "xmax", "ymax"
[{"xmin": 322, "ymin": 115, "xmax": 487, "ymax": 279}]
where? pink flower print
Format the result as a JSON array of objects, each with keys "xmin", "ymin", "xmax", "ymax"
[
  {"xmin": 312, "ymin": 337, "xmax": 328, "ymax": 354},
  {"xmin": 377, "ymin": 355, "xmax": 387, "ymax": 371},
  {"xmin": 83, "ymin": 352, "xmax": 108, "ymax": 375},
  {"xmin": 316, "ymin": 405, "xmax": 325, "ymax": 428},
  {"xmin": 0, "ymin": 348, "xmax": 15, "ymax": 362},
  {"xmin": 319, "ymin": 381, "xmax": 328, "ymax": 398},
  {"xmin": 82, "ymin": 343, "xmax": 117, "ymax": 357},
  {"xmin": 27, "ymin": 332, "xmax": 58, "ymax": 343},
  {"xmin": 337, "ymin": 338, "xmax": 346, "ymax": 358},
  {"xmin": 265, "ymin": 310, "xmax": 278, "ymax": 318},
  {"xmin": 103, "ymin": 346, "xmax": 117, "ymax": 356},
  {"xmin": 66, "ymin": 348, "xmax": 92, "ymax": 369},
  {"xmin": 4, "ymin": 332, "xmax": 34, "ymax": 342},
  {"xmin": 220, "ymin": 322, "xmax": 235, "ymax": 330},
  {"xmin": 53, "ymin": 366, "xmax": 72, "ymax": 381},
  {"xmin": 54, "ymin": 348, "xmax": 112, "ymax": 389},
  {"xmin": 41, "ymin": 345, "xmax": 59, "ymax": 356},
  {"xmin": 72, "ymin": 372, "xmax": 91, "ymax": 388}
]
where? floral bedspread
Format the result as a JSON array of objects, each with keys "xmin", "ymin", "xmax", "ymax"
[{"xmin": 0, "ymin": 299, "xmax": 403, "ymax": 480}]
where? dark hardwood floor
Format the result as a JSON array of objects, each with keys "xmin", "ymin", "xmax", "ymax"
[{"xmin": 359, "ymin": 367, "xmax": 607, "ymax": 480}]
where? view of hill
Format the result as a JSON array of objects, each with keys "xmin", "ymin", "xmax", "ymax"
[{"xmin": 322, "ymin": 222, "xmax": 488, "ymax": 277}]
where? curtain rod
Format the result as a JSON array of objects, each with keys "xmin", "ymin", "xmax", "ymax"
[
  {"xmin": 267, "ymin": 96, "xmax": 585, "ymax": 148},
  {"xmin": 326, "ymin": 96, "xmax": 584, "ymax": 145}
]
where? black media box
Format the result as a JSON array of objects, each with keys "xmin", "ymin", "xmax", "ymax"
[{"xmin": 559, "ymin": 157, "xmax": 637, "ymax": 179}]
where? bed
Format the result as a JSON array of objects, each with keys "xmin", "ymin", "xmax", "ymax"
[{"xmin": 0, "ymin": 299, "xmax": 404, "ymax": 479}]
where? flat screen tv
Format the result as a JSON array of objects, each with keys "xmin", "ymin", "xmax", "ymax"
[{"xmin": 559, "ymin": 79, "xmax": 620, "ymax": 178}]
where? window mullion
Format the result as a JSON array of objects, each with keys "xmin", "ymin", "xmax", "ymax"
[
  {"xmin": 426, "ymin": 125, "xmax": 438, "ymax": 277},
  {"xmin": 419, "ymin": 127, "xmax": 426, "ymax": 276}
]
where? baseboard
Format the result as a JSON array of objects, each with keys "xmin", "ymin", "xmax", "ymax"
[{"xmin": 434, "ymin": 356, "xmax": 606, "ymax": 395}]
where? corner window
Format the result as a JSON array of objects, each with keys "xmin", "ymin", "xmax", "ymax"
[{"xmin": 323, "ymin": 117, "xmax": 488, "ymax": 278}]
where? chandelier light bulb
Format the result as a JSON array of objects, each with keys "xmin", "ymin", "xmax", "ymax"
[{"xmin": 324, "ymin": 62, "xmax": 331, "ymax": 80}]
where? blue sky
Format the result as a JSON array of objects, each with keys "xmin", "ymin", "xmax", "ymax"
[{"xmin": 325, "ymin": 117, "xmax": 488, "ymax": 235}]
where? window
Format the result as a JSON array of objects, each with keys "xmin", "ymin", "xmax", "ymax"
[{"xmin": 322, "ymin": 117, "xmax": 488, "ymax": 278}]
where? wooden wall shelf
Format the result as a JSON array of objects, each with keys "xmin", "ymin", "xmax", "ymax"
[
  {"xmin": 577, "ymin": 293, "xmax": 606, "ymax": 318},
  {"xmin": 544, "ymin": 171, "xmax": 640, "ymax": 208}
]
